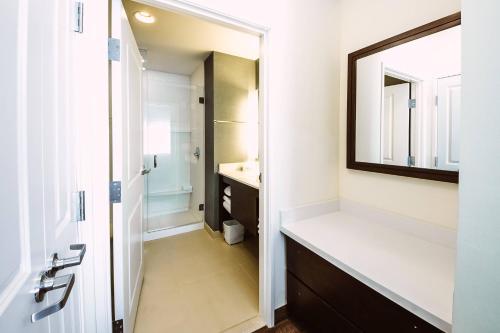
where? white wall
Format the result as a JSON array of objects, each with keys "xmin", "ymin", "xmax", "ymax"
[
  {"xmin": 380, "ymin": 26, "xmax": 461, "ymax": 80},
  {"xmin": 355, "ymin": 54, "xmax": 383, "ymax": 163},
  {"xmin": 190, "ymin": 63, "xmax": 205, "ymax": 217},
  {"xmin": 453, "ymin": 1, "xmax": 500, "ymax": 331},
  {"xmin": 339, "ymin": 0, "xmax": 461, "ymax": 229},
  {"xmin": 269, "ymin": 1, "xmax": 341, "ymax": 307}
]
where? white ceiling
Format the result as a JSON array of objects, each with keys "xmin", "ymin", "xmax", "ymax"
[{"xmin": 123, "ymin": 0, "xmax": 260, "ymax": 75}]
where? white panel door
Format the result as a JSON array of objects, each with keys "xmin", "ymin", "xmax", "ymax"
[
  {"xmin": 382, "ymin": 83, "xmax": 410, "ymax": 166},
  {"xmin": 437, "ymin": 75, "xmax": 461, "ymax": 171},
  {"xmin": 0, "ymin": 0, "xmax": 84, "ymax": 332},
  {"xmin": 111, "ymin": 1, "xmax": 144, "ymax": 332}
]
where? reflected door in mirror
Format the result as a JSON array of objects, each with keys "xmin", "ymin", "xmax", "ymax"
[
  {"xmin": 437, "ymin": 75, "xmax": 461, "ymax": 171},
  {"xmin": 348, "ymin": 12, "xmax": 461, "ymax": 182},
  {"xmin": 382, "ymin": 80, "xmax": 410, "ymax": 166}
]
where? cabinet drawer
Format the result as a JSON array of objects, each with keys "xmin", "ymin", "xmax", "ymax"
[
  {"xmin": 286, "ymin": 237, "xmax": 443, "ymax": 333},
  {"xmin": 287, "ymin": 272, "xmax": 361, "ymax": 333}
]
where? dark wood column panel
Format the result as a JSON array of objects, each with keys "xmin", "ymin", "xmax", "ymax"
[
  {"xmin": 204, "ymin": 52, "xmax": 258, "ymax": 231},
  {"xmin": 204, "ymin": 53, "xmax": 216, "ymax": 230}
]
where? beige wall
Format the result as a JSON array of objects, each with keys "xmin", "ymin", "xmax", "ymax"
[
  {"xmin": 338, "ymin": 0, "xmax": 461, "ymax": 229},
  {"xmin": 213, "ymin": 52, "xmax": 257, "ymax": 163}
]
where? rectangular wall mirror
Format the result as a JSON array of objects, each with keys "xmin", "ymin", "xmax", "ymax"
[{"xmin": 347, "ymin": 13, "xmax": 461, "ymax": 183}]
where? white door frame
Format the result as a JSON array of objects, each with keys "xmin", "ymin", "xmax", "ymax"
[
  {"xmin": 131, "ymin": 0, "xmax": 273, "ymax": 325},
  {"xmin": 81, "ymin": 0, "xmax": 273, "ymax": 330}
]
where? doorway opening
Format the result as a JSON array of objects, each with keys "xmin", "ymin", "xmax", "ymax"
[
  {"xmin": 381, "ymin": 68, "xmax": 420, "ymax": 168},
  {"xmin": 141, "ymin": 66, "xmax": 205, "ymax": 238},
  {"xmin": 110, "ymin": 0, "xmax": 270, "ymax": 332}
]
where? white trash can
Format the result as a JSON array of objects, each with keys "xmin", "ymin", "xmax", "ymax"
[{"xmin": 223, "ymin": 219, "xmax": 244, "ymax": 245}]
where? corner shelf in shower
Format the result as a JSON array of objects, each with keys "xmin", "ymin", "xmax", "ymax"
[{"xmin": 146, "ymin": 187, "xmax": 193, "ymax": 197}]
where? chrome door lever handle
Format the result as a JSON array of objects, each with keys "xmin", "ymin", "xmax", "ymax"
[
  {"xmin": 32, "ymin": 273, "xmax": 75, "ymax": 322},
  {"xmin": 47, "ymin": 244, "xmax": 86, "ymax": 277},
  {"xmin": 141, "ymin": 168, "xmax": 151, "ymax": 175}
]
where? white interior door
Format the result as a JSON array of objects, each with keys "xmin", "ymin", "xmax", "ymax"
[
  {"xmin": 437, "ymin": 75, "xmax": 461, "ymax": 171},
  {"xmin": 382, "ymin": 83, "xmax": 410, "ymax": 166},
  {"xmin": 0, "ymin": 0, "xmax": 84, "ymax": 332},
  {"xmin": 111, "ymin": 1, "xmax": 144, "ymax": 332}
]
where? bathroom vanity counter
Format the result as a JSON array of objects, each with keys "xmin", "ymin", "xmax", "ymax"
[
  {"xmin": 218, "ymin": 163, "xmax": 259, "ymax": 235},
  {"xmin": 218, "ymin": 162, "xmax": 259, "ymax": 189},
  {"xmin": 281, "ymin": 211, "xmax": 455, "ymax": 332}
]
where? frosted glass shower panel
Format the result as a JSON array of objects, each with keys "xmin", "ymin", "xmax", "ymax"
[
  {"xmin": 143, "ymin": 71, "xmax": 192, "ymax": 217},
  {"xmin": 145, "ymin": 104, "xmax": 171, "ymax": 155}
]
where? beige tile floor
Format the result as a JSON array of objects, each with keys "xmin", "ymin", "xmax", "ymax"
[{"xmin": 134, "ymin": 229, "xmax": 260, "ymax": 333}]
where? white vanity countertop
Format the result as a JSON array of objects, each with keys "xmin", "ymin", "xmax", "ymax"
[
  {"xmin": 219, "ymin": 162, "xmax": 259, "ymax": 189},
  {"xmin": 280, "ymin": 211, "xmax": 455, "ymax": 332}
]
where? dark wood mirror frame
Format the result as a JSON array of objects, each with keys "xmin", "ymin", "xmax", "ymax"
[{"xmin": 347, "ymin": 12, "xmax": 461, "ymax": 183}]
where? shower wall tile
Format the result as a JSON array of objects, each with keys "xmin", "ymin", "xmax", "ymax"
[{"xmin": 143, "ymin": 70, "xmax": 194, "ymax": 228}]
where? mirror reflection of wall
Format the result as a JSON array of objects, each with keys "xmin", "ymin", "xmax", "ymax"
[{"xmin": 355, "ymin": 25, "xmax": 461, "ymax": 171}]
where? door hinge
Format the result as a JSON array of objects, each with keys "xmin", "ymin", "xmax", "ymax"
[
  {"xmin": 73, "ymin": 2, "xmax": 84, "ymax": 33},
  {"xmin": 72, "ymin": 191, "xmax": 86, "ymax": 222},
  {"xmin": 112, "ymin": 319, "xmax": 123, "ymax": 333},
  {"xmin": 408, "ymin": 156, "xmax": 416, "ymax": 167},
  {"xmin": 108, "ymin": 38, "xmax": 121, "ymax": 61},
  {"xmin": 110, "ymin": 181, "xmax": 122, "ymax": 203},
  {"xmin": 259, "ymin": 172, "xmax": 262, "ymax": 183},
  {"xmin": 435, "ymin": 96, "xmax": 439, "ymax": 106},
  {"xmin": 434, "ymin": 156, "xmax": 438, "ymax": 167},
  {"xmin": 408, "ymin": 99, "xmax": 417, "ymax": 109}
]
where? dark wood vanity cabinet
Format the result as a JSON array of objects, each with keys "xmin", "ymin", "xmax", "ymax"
[
  {"xmin": 219, "ymin": 176, "xmax": 259, "ymax": 236},
  {"xmin": 285, "ymin": 237, "xmax": 443, "ymax": 333},
  {"xmin": 287, "ymin": 272, "xmax": 360, "ymax": 333}
]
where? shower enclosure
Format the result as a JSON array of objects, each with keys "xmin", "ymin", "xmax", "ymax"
[{"xmin": 142, "ymin": 68, "xmax": 204, "ymax": 234}]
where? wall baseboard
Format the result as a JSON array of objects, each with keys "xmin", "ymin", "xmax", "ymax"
[
  {"xmin": 279, "ymin": 198, "xmax": 456, "ymax": 249},
  {"xmin": 143, "ymin": 222, "xmax": 204, "ymax": 242},
  {"xmin": 274, "ymin": 305, "xmax": 288, "ymax": 324},
  {"xmin": 204, "ymin": 222, "xmax": 223, "ymax": 238},
  {"xmin": 280, "ymin": 199, "xmax": 340, "ymax": 225},
  {"xmin": 251, "ymin": 306, "xmax": 289, "ymax": 332},
  {"xmin": 339, "ymin": 198, "xmax": 457, "ymax": 249}
]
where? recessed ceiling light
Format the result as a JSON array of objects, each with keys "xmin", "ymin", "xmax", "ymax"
[{"xmin": 134, "ymin": 11, "xmax": 155, "ymax": 24}]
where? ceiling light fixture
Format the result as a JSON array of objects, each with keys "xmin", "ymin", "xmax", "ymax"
[{"xmin": 134, "ymin": 11, "xmax": 155, "ymax": 24}]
